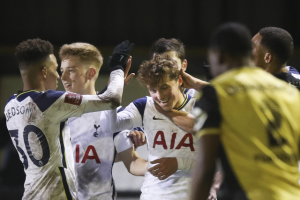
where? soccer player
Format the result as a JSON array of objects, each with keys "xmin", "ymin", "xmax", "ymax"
[
  {"xmin": 252, "ymin": 27, "xmax": 300, "ymax": 89},
  {"xmin": 4, "ymin": 38, "xmax": 132, "ymax": 200},
  {"xmin": 191, "ymin": 23, "xmax": 300, "ymax": 200},
  {"xmin": 59, "ymin": 42, "xmax": 147, "ymax": 200},
  {"xmin": 150, "ymin": 38, "xmax": 208, "ymax": 96},
  {"xmin": 100, "ymin": 55, "xmax": 199, "ymax": 200}
]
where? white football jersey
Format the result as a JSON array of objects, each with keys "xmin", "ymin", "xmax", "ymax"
[
  {"xmin": 183, "ymin": 88, "xmax": 197, "ymax": 98},
  {"xmin": 4, "ymin": 90, "xmax": 118, "ymax": 200},
  {"xmin": 119, "ymin": 95, "xmax": 198, "ymax": 200},
  {"xmin": 66, "ymin": 108, "xmax": 133, "ymax": 200}
]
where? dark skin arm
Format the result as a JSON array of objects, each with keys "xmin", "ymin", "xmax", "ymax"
[
  {"xmin": 191, "ymin": 134, "xmax": 221, "ymax": 200},
  {"xmin": 154, "ymin": 102, "xmax": 195, "ymax": 134}
]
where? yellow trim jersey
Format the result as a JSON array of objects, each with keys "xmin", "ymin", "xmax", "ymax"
[{"xmin": 194, "ymin": 67, "xmax": 300, "ymax": 200}]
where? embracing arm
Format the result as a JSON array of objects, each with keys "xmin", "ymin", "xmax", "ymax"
[
  {"xmin": 180, "ymin": 68, "xmax": 209, "ymax": 91},
  {"xmin": 119, "ymin": 146, "xmax": 148, "ymax": 176},
  {"xmin": 83, "ymin": 69, "xmax": 124, "ymax": 113},
  {"xmin": 191, "ymin": 135, "xmax": 221, "ymax": 200},
  {"xmin": 154, "ymin": 102, "xmax": 195, "ymax": 134}
]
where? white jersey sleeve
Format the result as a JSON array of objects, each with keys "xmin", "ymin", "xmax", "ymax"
[
  {"xmin": 100, "ymin": 97, "xmax": 146, "ymax": 133},
  {"xmin": 114, "ymin": 130, "xmax": 134, "ymax": 153},
  {"xmin": 45, "ymin": 69, "xmax": 124, "ymax": 123}
]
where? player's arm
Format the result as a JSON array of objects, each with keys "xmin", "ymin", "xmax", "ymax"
[
  {"xmin": 100, "ymin": 98, "xmax": 145, "ymax": 133},
  {"xmin": 191, "ymin": 85, "xmax": 222, "ymax": 200},
  {"xmin": 154, "ymin": 101, "xmax": 196, "ymax": 134},
  {"xmin": 83, "ymin": 40, "xmax": 134, "ymax": 112},
  {"xmin": 191, "ymin": 135, "xmax": 220, "ymax": 200},
  {"xmin": 118, "ymin": 147, "xmax": 148, "ymax": 176},
  {"xmin": 180, "ymin": 68, "xmax": 209, "ymax": 91},
  {"xmin": 45, "ymin": 41, "xmax": 134, "ymax": 123},
  {"xmin": 128, "ymin": 128, "xmax": 147, "ymax": 147},
  {"xmin": 114, "ymin": 130, "xmax": 147, "ymax": 176},
  {"xmin": 148, "ymin": 157, "xmax": 195, "ymax": 180}
]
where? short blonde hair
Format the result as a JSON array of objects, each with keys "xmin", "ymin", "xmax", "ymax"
[{"xmin": 59, "ymin": 43, "xmax": 103, "ymax": 70}]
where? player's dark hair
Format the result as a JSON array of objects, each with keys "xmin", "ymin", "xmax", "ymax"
[
  {"xmin": 150, "ymin": 38, "xmax": 186, "ymax": 62},
  {"xmin": 259, "ymin": 27, "xmax": 293, "ymax": 65},
  {"xmin": 209, "ymin": 23, "xmax": 252, "ymax": 58},
  {"xmin": 138, "ymin": 54, "xmax": 180, "ymax": 87},
  {"xmin": 15, "ymin": 38, "xmax": 53, "ymax": 68}
]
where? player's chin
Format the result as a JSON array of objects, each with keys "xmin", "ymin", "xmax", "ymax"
[{"xmin": 160, "ymin": 106, "xmax": 172, "ymax": 112}]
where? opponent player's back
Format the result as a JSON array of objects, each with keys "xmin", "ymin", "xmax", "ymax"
[
  {"xmin": 5, "ymin": 90, "xmax": 78, "ymax": 200},
  {"xmin": 211, "ymin": 66, "xmax": 300, "ymax": 200}
]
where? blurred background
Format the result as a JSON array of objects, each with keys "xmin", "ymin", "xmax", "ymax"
[{"xmin": 1, "ymin": 0, "xmax": 300, "ymax": 199}]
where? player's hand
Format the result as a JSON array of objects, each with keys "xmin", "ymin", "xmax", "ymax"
[
  {"xmin": 109, "ymin": 40, "xmax": 134, "ymax": 72},
  {"xmin": 148, "ymin": 157, "xmax": 178, "ymax": 180},
  {"xmin": 180, "ymin": 68, "xmax": 198, "ymax": 89},
  {"xmin": 206, "ymin": 189, "xmax": 217, "ymax": 200},
  {"xmin": 154, "ymin": 101, "xmax": 172, "ymax": 116},
  {"xmin": 124, "ymin": 56, "xmax": 135, "ymax": 85},
  {"xmin": 107, "ymin": 56, "xmax": 135, "ymax": 85},
  {"xmin": 129, "ymin": 130, "xmax": 146, "ymax": 147}
]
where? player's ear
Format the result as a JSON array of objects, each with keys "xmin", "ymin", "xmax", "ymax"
[
  {"xmin": 87, "ymin": 67, "xmax": 97, "ymax": 80},
  {"xmin": 218, "ymin": 51, "xmax": 226, "ymax": 64},
  {"xmin": 181, "ymin": 59, "xmax": 188, "ymax": 72},
  {"xmin": 42, "ymin": 67, "xmax": 47, "ymax": 79},
  {"xmin": 264, "ymin": 53, "xmax": 272, "ymax": 64},
  {"xmin": 178, "ymin": 75, "xmax": 183, "ymax": 87}
]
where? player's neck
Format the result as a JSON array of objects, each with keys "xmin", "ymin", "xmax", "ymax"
[
  {"xmin": 82, "ymin": 85, "xmax": 97, "ymax": 95},
  {"xmin": 22, "ymin": 74, "xmax": 46, "ymax": 92},
  {"xmin": 265, "ymin": 63, "xmax": 286, "ymax": 74},
  {"xmin": 173, "ymin": 91, "xmax": 186, "ymax": 110}
]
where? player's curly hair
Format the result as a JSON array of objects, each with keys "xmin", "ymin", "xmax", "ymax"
[
  {"xmin": 138, "ymin": 54, "xmax": 180, "ymax": 87},
  {"xmin": 15, "ymin": 38, "xmax": 53, "ymax": 67},
  {"xmin": 59, "ymin": 43, "xmax": 103, "ymax": 70}
]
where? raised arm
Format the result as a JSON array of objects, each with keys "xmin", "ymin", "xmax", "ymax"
[
  {"xmin": 100, "ymin": 98, "xmax": 146, "ymax": 133},
  {"xmin": 84, "ymin": 40, "xmax": 134, "ymax": 112},
  {"xmin": 180, "ymin": 68, "xmax": 209, "ymax": 91}
]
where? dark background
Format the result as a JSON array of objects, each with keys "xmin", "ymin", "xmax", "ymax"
[
  {"xmin": 1, "ymin": 0, "xmax": 300, "ymax": 76},
  {"xmin": 1, "ymin": 1, "xmax": 300, "ymax": 199}
]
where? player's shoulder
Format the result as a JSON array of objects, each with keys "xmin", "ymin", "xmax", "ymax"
[
  {"xmin": 6, "ymin": 94, "xmax": 18, "ymax": 106},
  {"xmin": 132, "ymin": 96, "xmax": 149, "ymax": 105},
  {"xmin": 286, "ymin": 66, "xmax": 300, "ymax": 75},
  {"xmin": 131, "ymin": 96, "xmax": 150, "ymax": 110},
  {"xmin": 183, "ymin": 88, "xmax": 198, "ymax": 98},
  {"xmin": 13, "ymin": 90, "xmax": 65, "ymax": 112}
]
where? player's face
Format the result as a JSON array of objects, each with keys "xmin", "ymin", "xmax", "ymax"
[
  {"xmin": 252, "ymin": 33, "xmax": 267, "ymax": 69},
  {"xmin": 60, "ymin": 56, "xmax": 90, "ymax": 94},
  {"xmin": 148, "ymin": 75, "xmax": 184, "ymax": 111},
  {"xmin": 208, "ymin": 49, "xmax": 227, "ymax": 77},
  {"xmin": 44, "ymin": 54, "xmax": 60, "ymax": 90}
]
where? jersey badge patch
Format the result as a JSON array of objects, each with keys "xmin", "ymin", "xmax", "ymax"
[{"xmin": 64, "ymin": 93, "xmax": 82, "ymax": 105}]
